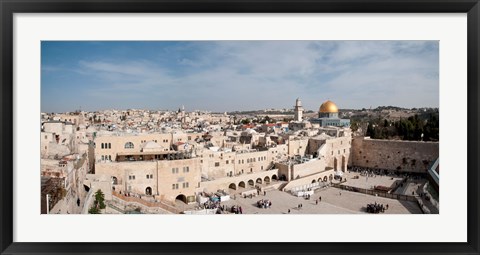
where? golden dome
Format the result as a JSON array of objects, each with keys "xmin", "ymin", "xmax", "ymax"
[{"xmin": 319, "ymin": 100, "xmax": 339, "ymax": 113}]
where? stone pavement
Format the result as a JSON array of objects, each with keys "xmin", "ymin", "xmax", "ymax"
[
  {"xmin": 221, "ymin": 187, "xmax": 422, "ymax": 214},
  {"xmin": 341, "ymin": 171, "xmax": 403, "ymax": 190}
]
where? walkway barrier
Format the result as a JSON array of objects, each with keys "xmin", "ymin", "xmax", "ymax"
[
  {"xmin": 332, "ymin": 183, "xmax": 418, "ymax": 202},
  {"xmin": 111, "ymin": 191, "xmax": 181, "ymax": 214},
  {"xmin": 289, "ymin": 181, "xmax": 329, "ymax": 194},
  {"xmin": 106, "ymin": 201, "xmax": 126, "ymax": 214}
]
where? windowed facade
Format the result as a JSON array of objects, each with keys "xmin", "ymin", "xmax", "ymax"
[{"xmin": 124, "ymin": 142, "xmax": 134, "ymax": 149}]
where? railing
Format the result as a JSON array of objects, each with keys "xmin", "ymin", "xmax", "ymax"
[
  {"xmin": 111, "ymin": 191, "xmax": 181, "ymax": 214},
  {"xmin": 106, "ymin": 201, "xmax": 126, "ymax": 214},
  {"xmin": 332, "ymin": 183, "xmax": 418, "ymax": 202}
]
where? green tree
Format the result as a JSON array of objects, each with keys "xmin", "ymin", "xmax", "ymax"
[
  {"xmin": 88, "ymin": 189, "xmax": 106, "ymax": 214},
  {"xmin": 241, "ymin": 118, "xmax": 251, "ymax": 125}
]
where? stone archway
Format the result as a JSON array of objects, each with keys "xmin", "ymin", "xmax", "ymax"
[
  {"xmin": 175, "ymin": 194, "xmax": 187, "ymax": 204},
  {"xmin": 323, "ymin": 176, "xmax": 328, "ymax": 182},
  {"xmin": 256, "ymin": 178, "xmax": 262, "ymax": 184},
  {"xmin": 145, "ymin": 187, "xmax": 152, "ymax": 195},
  {"xmin": 248, "ymin": 179, "xmax": 254, "ymax": 186},
  {"xmin": 312, "ymin": 179, "xmax": 316, "ymax": 183},
  {"xmin": 229, "ymin": 183, "xmax": 237, "ymax": 190},
  {"xmin": 334, "ymin": 157, "xmax": 338, "ymax": 171},
  {"xmin": 264, "ymin": 176, "xmax": 270, "ymax": 183},
  {"xmin": 272, "ymin": 175, "xmax": 278, "ymax": 180},
  {"xmin": 342, "ymin": 155, "xmax": 347, "ymax": 172},
  {"xmin": 329, "ymin": 174, "xmax": 333, "ymax": 181},
  {"xmin": 239, "ymin": 181, "xmax": 246, "ymax": 188}
]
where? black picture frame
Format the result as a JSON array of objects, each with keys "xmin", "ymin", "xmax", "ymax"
[{"xmin": 1, "ymin": 1, "xmax": 479, "ymax": 254}]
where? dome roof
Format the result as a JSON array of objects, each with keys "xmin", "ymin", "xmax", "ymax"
[{"xmin": 319, "ymin": 100, "xmax": 338, "ymax": 113}]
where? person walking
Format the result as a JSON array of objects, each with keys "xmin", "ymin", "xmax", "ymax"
[
  {"xmin": 288, "ymin": 209, "xmax": 291, "ymax": 214},
  {"xmin": 316, "ymin": 199, "xmax": 318, "ymax": 205}
]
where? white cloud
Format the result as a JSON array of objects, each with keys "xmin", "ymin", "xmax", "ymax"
[{"xmin": 43, "ymin": 41, "xmax": 438, "ymax": 111}]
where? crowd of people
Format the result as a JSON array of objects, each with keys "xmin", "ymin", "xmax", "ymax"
[
  {"xmin": 366, "ymin": 202, "xmax": 388, "ymax": 213},
  {"xmin": 257, "ymin": 199, "xmax": 272, "ymax": 209},
  {"xmin": 230, "ymin": 205, "xmax": 243, "ymax": 214},
  {"xmin": 203, "ymin": 200, "xmax": 221, "ymax": 210},
  {"xmin": 349, "ymin": 166, "xmax": 395, "ymax": 178}
]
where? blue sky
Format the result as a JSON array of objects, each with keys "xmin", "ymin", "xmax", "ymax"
[{"xmin": 41, "ymin": 41, "xmax": 439, "ymax": 113}]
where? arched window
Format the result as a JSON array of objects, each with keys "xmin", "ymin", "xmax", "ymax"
[
  {"xmin": 124, "ymin": 142, "xmax": 134, "ymax": 149},
  {"xmin": 101, "ymin": 143, "xmax": 104, "ymax": 149},
  {"xmin": 108, "ymin": 143, "xmax": 111, "ymax": 149},
  {"xmin": 101, "ymin": 155, "xmax": 104, "ymax": 160}
]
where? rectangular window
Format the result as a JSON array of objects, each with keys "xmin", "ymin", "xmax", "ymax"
[
  {"xmin": 146, "ymin": 174, "xmax": 149, "ymax": 179},
  {"xmin": 172, "ymin": 184, "xmax": 176, "ymax": 190},
  {"xmin": 150, "ymin": 174, "xmax": 153, "ymax": 178},
  {"xmin": 186, "ymin": 182, "xmax": 189, "ymax": 188},
  {"xmin": 226, "ymin": 160, "xmax": 229, "ymax": 164},
  {"xmin": 175, "ymin": 184, "xmax": 179, "ymax": 189},
  {"xmin": 215, "ymin": 162, "xmax": 220, "ymax": 167},
  {"xmin": 132, "ymin": 175, "xmax": 135, "ymax": 180}
]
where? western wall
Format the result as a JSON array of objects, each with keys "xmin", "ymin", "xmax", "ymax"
[{"xmin": 351, "ymin": 137, "xmax": 439, "ymax": 173}]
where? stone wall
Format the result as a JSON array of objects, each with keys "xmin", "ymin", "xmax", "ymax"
[
  {"xmin": 199, "ymin": 169, "xmax": 280, "ymax": 193},
  {"xmin": 292, "ymin": 159, "xmax": 326, "ymax": 179},
  {"xmin": 94, "ymin": 158, "xmax": 202, "ymax": 203},
  {"xmin": 351, "ymin": 137, "xmax": 439, "ymax": 173}
]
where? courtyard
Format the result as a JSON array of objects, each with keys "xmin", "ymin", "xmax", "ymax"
[{"xmin": 219, "ymin": 187, "xmax": 422, "ymax": 214}]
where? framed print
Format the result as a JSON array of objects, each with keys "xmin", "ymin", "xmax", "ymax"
[{"xmin": 1, "ymin": 0, "xmax": 479, "ymax": 255}]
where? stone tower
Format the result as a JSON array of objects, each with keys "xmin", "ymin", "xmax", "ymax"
[{"xmin": 294, "ymin": 98, "xmax": 304, "ymax": 122}]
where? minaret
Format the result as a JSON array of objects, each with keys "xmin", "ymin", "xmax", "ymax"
[{"xmin": 294, "ymin": 98, "xmax": 304, "ymax": 122}]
